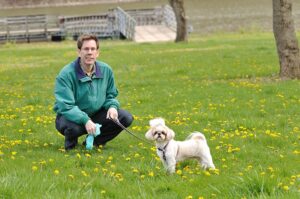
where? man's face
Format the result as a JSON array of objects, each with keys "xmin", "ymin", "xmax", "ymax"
[{"xmin": 78, "ymin": 39, "xmax": 99, "ymax": 66}]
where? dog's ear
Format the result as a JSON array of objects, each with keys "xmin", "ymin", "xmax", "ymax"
[
  {"xmin": 149, "ymin": 118, "xmax": 165, "ymax": 127},
  {"xmin": 145, "ymin": 128, "xmax": 155, "ymax": 141},
  {"xmin": 166, "ymin": 127, "xmax": 175, "ymax": 140}
]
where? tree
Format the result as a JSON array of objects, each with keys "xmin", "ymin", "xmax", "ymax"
[
  {"xmin": 273, "ymin": 0, "xmax": 300, "ymax": 79},
  {"xmin": 169, "ymin": 0, "xmax": 187, "ymax": 42}
]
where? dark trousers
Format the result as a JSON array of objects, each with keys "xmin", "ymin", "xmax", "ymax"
[{"xmin": 55, "ymin": 109, "xmax": 133, "ymax": 150}]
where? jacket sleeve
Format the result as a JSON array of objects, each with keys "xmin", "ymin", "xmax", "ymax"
[
  {"xmin": 54, "ymin": 75, "xmax": 90, "ymax": 125},
  {"xmin": 102, "ymin": 70, "xmax": 120, "ymax": 110}
]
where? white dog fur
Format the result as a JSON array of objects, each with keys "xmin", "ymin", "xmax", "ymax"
[{"xmin": 145, "ymin": 118, "xmax": 215, "ymax": 173}]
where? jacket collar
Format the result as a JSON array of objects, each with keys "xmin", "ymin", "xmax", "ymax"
[{"xmin": 75, "ymin": 57, "xmax": 103, "ymax": 80}]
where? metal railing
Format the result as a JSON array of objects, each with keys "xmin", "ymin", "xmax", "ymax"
[
  {"xmin": 0, "ymin": 5, "xmax": 180, "ymax": 43},
  {"xmin": 114, "ymin": 7, "xmax": 136, "ymax": 40}
]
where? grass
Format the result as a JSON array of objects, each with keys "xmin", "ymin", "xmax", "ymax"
[{"xmin": 0, "ymin": 32, "xmax": 299, "ymax": 198}]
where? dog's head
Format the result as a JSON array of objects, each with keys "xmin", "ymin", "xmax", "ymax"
[{"xmin": 145, "ymin": 118, "xmax": 175, "ymax": 142}]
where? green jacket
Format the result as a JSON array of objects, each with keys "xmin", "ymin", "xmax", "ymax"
[{"xmin": 54, "ymin": 58, "xmax": 119, "ymax": 125}]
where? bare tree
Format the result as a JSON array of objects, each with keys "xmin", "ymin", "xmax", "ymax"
[
  {"xmin": 273, "ymin": 0, "xmax": 300, "ymax": 79},
  {"xmin": 169, "ymin": 0, "xmax": 187, "ymax": 42}
]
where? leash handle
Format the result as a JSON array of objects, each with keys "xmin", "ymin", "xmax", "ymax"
[{"xmin": 109, "ymin": 118, "xmax": 153, "ymax": 145}]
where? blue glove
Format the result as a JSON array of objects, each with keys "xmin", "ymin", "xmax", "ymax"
[{"xmin": 86, "ymin": 123, "xmax": 102, "ymax": 150}]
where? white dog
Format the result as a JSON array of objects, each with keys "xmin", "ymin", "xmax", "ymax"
[{"xmin": 145, "ymin": 118, "xmax": 215, "ymax": 173}]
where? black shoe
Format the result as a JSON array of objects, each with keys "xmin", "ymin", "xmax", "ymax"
[{"xmin": 64, "ymin": 132, "xmax": 78, "ymax": 150}]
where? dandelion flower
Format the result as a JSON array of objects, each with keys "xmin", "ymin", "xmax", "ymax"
[
  {"xmin": 85, "ymin": 153, "xmax": 91, "ymax": 158},
  {"xmin": 68, "ymin": 174, "xmax": 75, "ymax": 179},
  {"xmin": 54, "ymin": 169, "xmax": 60, "ymax": 175},
  {"xmin": 32, "ymin": 166, "xmax": 38, "ymax": 171},
  {"xmin": 176, "ymin": 170, "xmax": 182, "ymax": 175},
  {"xmin": 283, "ymin": 185, "xmax": 289, "ymax": 191},
  {"xmin": 148, "ymin": 171, "xmax": 154, "ymax": 177}
]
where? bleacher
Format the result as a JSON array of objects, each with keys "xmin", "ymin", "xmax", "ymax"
[
  {"xmin": 0, "ymin": 5, "xmax": 184, "ymax": 43},
  {"xmin": 0, "ymin": 15, "xmax": 61, "ymax": 43}
]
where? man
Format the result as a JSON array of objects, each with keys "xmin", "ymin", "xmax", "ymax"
[{"xmin": 54, "ymin": 34, "xmax": 133, "ymax": 150}]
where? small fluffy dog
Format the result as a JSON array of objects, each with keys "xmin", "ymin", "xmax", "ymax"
[{"xmin": 145, "ymin": 118, "xmax": 215, "ymax": 173}]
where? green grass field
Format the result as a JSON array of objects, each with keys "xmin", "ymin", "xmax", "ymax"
[{"xmin": 0, "ymin": 33, "xmax": 299, "ymax": 198}]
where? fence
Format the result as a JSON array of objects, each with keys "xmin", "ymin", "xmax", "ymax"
[
  {"xmin": 0, "ymin": 5, "xmax": 180, "ymax": 43},
  {"xmin": 0, "ymin": 15, "xmax": 60, "ymax": 43}
]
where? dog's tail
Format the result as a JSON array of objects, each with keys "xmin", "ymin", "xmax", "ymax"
[{"xmin": 186, "ymin": 132, "xmax": 207, "ymax": 141}]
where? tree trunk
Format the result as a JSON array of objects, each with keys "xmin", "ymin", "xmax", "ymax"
[
  {"xmin": 273, "ymin": 0, "xmax": 300, "ymax": 79},
  {"xmin": 169, "ymin": 0, "xmax": 187, "ymax": 42}
]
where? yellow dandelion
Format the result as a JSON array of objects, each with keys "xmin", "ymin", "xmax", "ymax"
[
  {"xmin": 132, "ymin": 168, "xmax": 139, "ymax": 173},
  {"xmin": 32, "ymin": 166, "xmax": 38, "ymax": 171},
  {"xmin": 68, "ymin": 174, "xmax": 75, "ymax": 179},
  {"xmin": 76, "ymin": 153, "xmax": 81, "ymax": 159},
  {"xmin": 101, "ymin": 190, "xmax": 106, "ymax": 194},
  {"xmin": 148, "ymin": 171, "xmax": 154, "ymax": 177},
  {"xmin": 211, "ymin": 168, "xmax": 220, "ymax": 175},
  {"xmin": 185, "ymin": 196, "xmax": 193, "ymax": 199},
  {"xmin": 54, "ymin": 169, "xmax": 60, "ymax": 175},
  {"xmin": 81, "ymin": 170, "xmax": 88, "ymax": 177},
  {"xmin": 11, "ymin": 151, "xmax": 17, "ymax": 155},
  {"xmin": 204, "ymin": 171, "xmax": 211, "ymax": 176},
  {"xmin": 140, "ymin": 175, "xmax": 145, "ymax": 179},
  {"xmin": 176, "ymin": 170, "xmax": 182, "ymax": 175},
  {"xmin": 267, "ymin": 167, "xmax": 274, "ymax": 173},
  {"xmin": 94, "ymin": 168, "xmax": 99, "ymax": 173},
  {"xmin": 150, "ymin": 147, "xmax": 156, "ymax": 151},
  {"xmin": 283, "ymin": 185, "xmax": 289, "ymax": 191},
  {"xmin": 85, "ymin": 153, "xmax": 91, "ymax": 158}
]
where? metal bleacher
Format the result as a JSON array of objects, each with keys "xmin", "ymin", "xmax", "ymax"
[{"xmin": 0, "ymin": 5, "xmax": 183, "ymax": 43}]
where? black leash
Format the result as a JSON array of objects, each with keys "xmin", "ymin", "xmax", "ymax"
[
  {"xmin": 157, "ymin": 142, "xmax": 169, "ymax": 162},
  {"xmin": 109, "ymin": 118, "xmax": 153, "ymax": 145}
]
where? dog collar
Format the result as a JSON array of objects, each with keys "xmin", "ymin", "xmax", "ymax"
[{"xmin": 157, "ymin": 142, "xmax": 169, "ymax": 162}]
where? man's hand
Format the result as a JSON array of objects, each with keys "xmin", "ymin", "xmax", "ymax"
[
  {"xmin": 85, "ymin": 120, "xmax": 96, "ymax": 135},
  {"xmin": 106, "ymin": 107, "xmax": 118, "ymax": 121}
]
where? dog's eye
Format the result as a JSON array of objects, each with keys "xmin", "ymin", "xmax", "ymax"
[
  {"xmin": 153, "ymin": 131, "xmax": 158, "ymax": 136},
  {"xmin": 161, "ymin": 131, "xmax": 166, "ymax": 135}
]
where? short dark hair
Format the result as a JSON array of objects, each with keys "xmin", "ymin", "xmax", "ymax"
[{"xmin": 77, "ymin": 34, "xmax": 99, "ymax": 50}]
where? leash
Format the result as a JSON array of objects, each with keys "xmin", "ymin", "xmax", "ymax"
[
  {"xmin": 157, "ymin": 141, "xmax": 169, "ymax": 162},
  {"xmin": 109, "ymin": 118, "xmax": 153, "ymax": 145}
]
